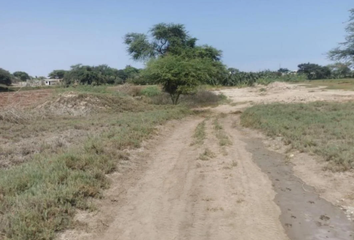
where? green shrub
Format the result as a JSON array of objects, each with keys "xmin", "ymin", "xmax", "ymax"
[{"xmin": 140, "ymin": 86, "xmax": 161, "ymax": 97}]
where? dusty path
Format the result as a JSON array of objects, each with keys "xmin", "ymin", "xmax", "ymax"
[{"xmin": 60, "ymin": 116, "xmax": 289, "ymax": 240}]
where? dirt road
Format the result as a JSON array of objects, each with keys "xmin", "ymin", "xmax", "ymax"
[
  {"xmin": 61, "ymin": 116, "xmax": 289, "ymax": 240},
  {"xmin": 60, "ymin": 83, "xmax": 354, "ymax": 240}
]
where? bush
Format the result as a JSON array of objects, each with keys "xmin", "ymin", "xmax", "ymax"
[{"xmin": 140, "ymin": 86, "xmax": 161, "ymax": 97}]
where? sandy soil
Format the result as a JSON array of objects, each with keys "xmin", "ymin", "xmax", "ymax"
[
  {"xmin": 216, "ymin": 82, "xmax": 354, "ymax": 104},
  {"xmin": 58, "ymin": 83, "xmax": 354, "ymax": 240}
]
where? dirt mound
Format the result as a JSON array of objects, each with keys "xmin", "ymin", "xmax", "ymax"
[
  {"xmin": 36, "ymin": 92, "xmax": 147, "ymax": 116},
  {"xmin": 262, "ymin": 82, "xmax": 298, "ymax": 92}
]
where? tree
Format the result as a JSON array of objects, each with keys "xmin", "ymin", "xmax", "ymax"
[
  {"xmin": 278, "ymin": 68, "xmax": 290, "ymax": 74},
  {"xmin": 118, "ymin": 65, "xmax": 140, "ymax": 82},
  {"xmin": 126, "ymin": 23, "xmax": 226, "ymax": 103},
  {"xmin": 63, "ymin": 64, "xmax": 99, "ymax": 85},
  {"xmin": 124, "ymin": 23, "xmax": 197, "ymax": 60},
  {"xmin": 0, "ymin": 68, "xmax": 12, "ymax": 86},
  {"xmin": 328, "ymin": 9, "xmax": 354, "ymax": 66},
  {"xmin": 13, "ymin": 71, "xmax": 30, "ymax": 81},
  {"xmin": 63, "ymin": 64, "xmax": 125, "ymax": 86},
  {"xmin": 327, "ymin": 62, "xmax": 352, "ymax": 78},
  {"xmin": 297, "ymin": 63, "xmax": 331, "ymax": 80},
  {"xmin": 48, "ymin": 70, "xmax": 66, "ymax": 79},
  {"xmin": 142, "ymin": 55, "xmax": 222, "ymax": 104}
]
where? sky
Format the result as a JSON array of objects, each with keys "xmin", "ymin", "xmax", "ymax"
[{"xmin": 0, "ymin": 0, "xmax": 353, "ymax": 77}]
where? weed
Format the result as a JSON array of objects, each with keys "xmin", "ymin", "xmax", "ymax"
[{"xmin": 213, "ymin": 117, "xmax": 232, "ymax": 147}]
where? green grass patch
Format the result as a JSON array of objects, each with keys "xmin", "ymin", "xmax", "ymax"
[
  {"xmin": 0, "ymin": 106, "xmax": 190, "ymax": 239},
  {"xmin": 241, "ymin": 102, "xmax": 354, "ymax": 171}
]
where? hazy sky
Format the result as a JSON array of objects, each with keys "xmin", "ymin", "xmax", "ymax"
[{"xmin": 0, "ymin": 0, "xmax": 353, "ymax": 76}]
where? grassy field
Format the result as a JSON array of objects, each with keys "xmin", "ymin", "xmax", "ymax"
[
  {"xmin": 0, "ymin": 85, "xmax": 225, "ymax": 239},
  {"xmin": 241, "ymin": 101, "xmax": 354, "ymax": 171},
  {"xmin": 302, "ymin": 78, "xmax": 354, "ymax": 90}
]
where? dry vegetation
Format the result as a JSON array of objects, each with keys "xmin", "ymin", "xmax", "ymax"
[
  {"xmin": 241, "ymin": 101, "xmax": 354, "ymax": 171},
  {"xmin": 213, "ymin": 116, "xmax": 232, "ymax": 147},
  {"xmin": 0, "ymin": 84, "xmax": 225, "ymax": 239},
  {"xmin": 191, "ymin": 120, "xmax": 206, "ymax": 145},
  {"xmin": 303, "ymin": 78, "xmax": 354, "ymax": 90}
]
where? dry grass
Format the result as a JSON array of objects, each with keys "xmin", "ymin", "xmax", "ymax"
[
  {"xmin": 241, "ymin": 101, "xmax": 354, "ymax": 171},
  {"xmin": 199, "ymin": 148, "xmax": 216, "ymax": 161},
  {"xmin": 302, "ymin": 79, "xmax": 354, "ymax": 91}
]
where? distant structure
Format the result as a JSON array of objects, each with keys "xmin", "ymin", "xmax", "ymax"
[{"xmin": 45, "ymin": 79, "xmax": 62, "ymax": 86}]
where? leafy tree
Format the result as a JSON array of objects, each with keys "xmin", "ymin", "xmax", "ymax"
[
  {"xmin": 142, "ymin": 55, "xmax": 220, "ymax": 104},
  {"xmin": 126, "ymin": 23, "xmax": 227, "ymax": 102},
  {"xmin": 48, "ymin": 70, "xmax": 66, "ymax": 79},
  {"xmin": 63, "ymin": 64, "xmax": 99, "ymax": 85},
  {"xmin": 118, "ymin": 65, "xmax": 140, "ymax": 82},
  {"xmin": 328, "ymin": 9, "xmax": 354, "ymax": 66},
  {"xmin": 297, "ymin": 63, "xmax": 331, "ymax": 80},
  {"xmin": 0, "ymin": 68, "xmax": 13, "ymax": 86},
  {"xmin": 13, "ymin": 71, "xmax": 30, "ymax": 81},
  {"xmin": 125, "ymin": 23, "xmax": 197, "ymax": 60}
]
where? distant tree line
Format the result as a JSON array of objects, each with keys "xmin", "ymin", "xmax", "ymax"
[
  {"xmin": 1, "ymin": 61, "xmax": 353, "ymax": 88},
  {"xmin": 0, "ymin": 65, "xmax": 141, "ymax": 87},
  {"xmin": 57, "ymin": 64, "xmax": 140, "ymax": 86}
]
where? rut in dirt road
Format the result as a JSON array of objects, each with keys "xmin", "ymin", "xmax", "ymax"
[{"xmin": 87, "ymin": 116, "xmax": 288, "ymax": 240}]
